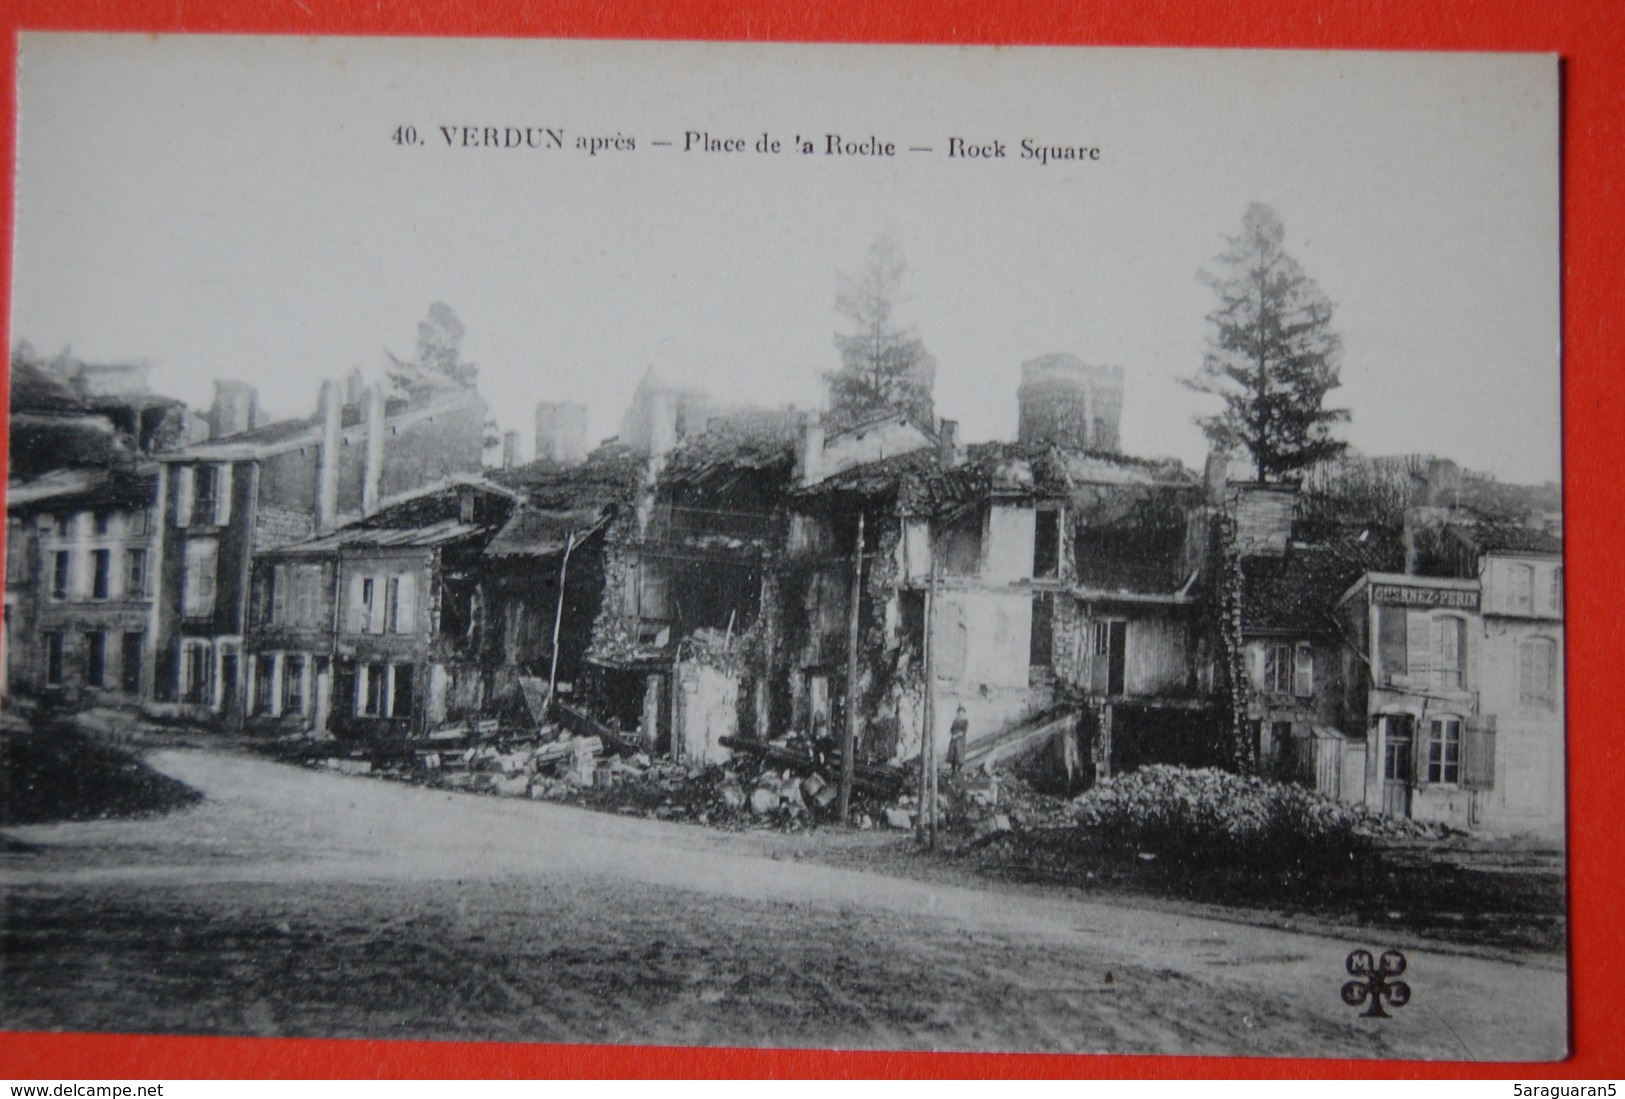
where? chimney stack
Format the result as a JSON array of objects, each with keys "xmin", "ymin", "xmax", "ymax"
[
  {"xmin": 1205, "ymin": 449, "xmax": 1229, "ymax": 504},
  {"xmin": 361, "ymin": 384, "xmax": 386, "ymax": 516},
  {"xmin": 208, "ymin": 380, "xmax": 260, "ymax": 440},
  {"xmin": 534, "ymin": 401, "xmax": 588, "ymax": 466},
  {"xmin": 793, "ymin": 412, "xmax": 826, "ymax": 486},
  {"xmin": 938, "ymin": 419, "xmax": 963, "ymax": 470},
  {"xmin": 502, "ymin": 431, "xmax": 520, "ymax": 470},
  {"xmin": 316, "ymin": 379, "xmax": 343, "ymax": 532}
]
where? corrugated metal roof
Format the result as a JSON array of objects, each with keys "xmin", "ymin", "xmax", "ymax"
[
  {"xmin": 484, "ymin": 505, "xmax": 608, "ymax": 558},
  {"xmin": 277, "ymin": 517, "xmax": 488, "ymax": 554}
]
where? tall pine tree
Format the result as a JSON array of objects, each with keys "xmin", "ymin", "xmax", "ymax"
[
  {"xmin": 825, "ymin": 235, "xmax": 936, "ymax": 430},
  {"xmin": 1186, "ymin": 204, "xmax": 1348, "ymax": 482}
]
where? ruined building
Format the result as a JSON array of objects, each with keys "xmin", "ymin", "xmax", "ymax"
[
  {"xmin": 243, "ymin": 479, "xmax": 519, "ymax": 738},
  {"xmin": 534, "ymin": 401, "xmax": 589, "ymax": 467},
  {"xmin": 1017, "ymin": 354, "xmax": 1123, "ymax": 454},
  {"xmin": 145, "ymin": 373, "xmax": 488, "ymax": 725},
  {"xmin": 7, "ymin": 349, "xmax": 188, "ymax": 481}
]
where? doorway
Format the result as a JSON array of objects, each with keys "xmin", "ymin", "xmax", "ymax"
[
  {"xmin": 1091, "ymin": 619, "xmax": 1127, "ymax": 697},
  {"xmin": 1380, "ymin": 713, "xmax": 1415, "ymax": 819}
]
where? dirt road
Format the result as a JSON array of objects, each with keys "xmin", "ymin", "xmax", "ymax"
[{"xmin": 0, "ymin": 746, "xmax": 1567, "ymax": 1059}]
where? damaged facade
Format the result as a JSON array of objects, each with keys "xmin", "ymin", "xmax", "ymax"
[
  {"xmin": 781, "ymin": 397, "xmax": 1220, "ymax": 795},
  {"xmin": 146, "ymin": 373, "xmax": 488, "ymax": 725},
  {"xmin": 4, "ymin": 339, "xmax": 1566, "ymax": 838},
  {"xmin": 583, "ymin": 401, "xmax": 802, "ymax": 766},
  {"xmin": 243, "ymin": 478, "xmax": 518, "ymax": 738}
]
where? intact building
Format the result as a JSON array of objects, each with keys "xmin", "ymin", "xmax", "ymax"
[{"xmin": 5, "ymin": 466, "xmax": 158, "ymax": 701}]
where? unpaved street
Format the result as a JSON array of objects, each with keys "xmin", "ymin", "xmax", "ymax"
[{"xmin": 0, "ymin": 746, "xmax": 1567, "ymax": 1058}]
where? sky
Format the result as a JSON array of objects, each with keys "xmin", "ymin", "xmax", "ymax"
[{"xmin": 10, "ymin": 37, "xmax": 1561, "ymax": 484}]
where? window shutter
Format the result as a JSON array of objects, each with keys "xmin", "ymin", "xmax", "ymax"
[
  {"xmin": 1405, "ymin": 612, "xmax": 1433, "ymax": 685},
  {"xmin": 1412, "ymin": 721, "xmax": 1431, "ymax": 787},
  {"xmin": 271, "ymin": 566, "xmax": 287, "ymax": 625},
  {"xmin": 199, "ymin": 543, "xmax": 216, "ymax": 600},
  {"xmin": 347, "ymin": 572, "xmax": 366, "ymax": 633},
  {"xmin": 1463, "ymin": 714, "xmax": 1497, "ymax": 790},
  {"xmin": 213, "ymin": 464, "xmax": 233, "ymax": 526},
  {"xmin": 1293, "ymin": 644, "xmax": 1314, "ymax": 697},
  {"xmin": 174, "ymin": 467, "xmax": 194, "ymax": 527},
  {"xmin": 396, "ymin": 573, "xmax": 417, "ymax": 634}
]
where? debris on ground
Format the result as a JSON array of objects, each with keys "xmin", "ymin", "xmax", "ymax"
[{"xmin": 274, "ymin": 709, "xmax": 1009, "ymax": 833}]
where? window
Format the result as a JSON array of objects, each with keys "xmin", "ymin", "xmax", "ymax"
[
  {"xmin": 182, "ymin": 539, "xmax": 218, "ymax": 618},
  {"xmin": 45, "ymin": 633, "xmax": 65, "ymax": 686},
  {"xmin": 1033, "ymin": 509, "xmax": 1061, "ymax": 578},
  {"xmin": 93, "ymin": 512, "xmax": 111, "ymax": 536},
  {"xmin": 361, "ymin": 663, "xmax": 388, "ymax": 716},
  {"xmin": 1507, "ymin": 563, "xmax": 1534, "ymax": 615},
  {"xmin": 84, "ymin": 631, "xmax": 107, "ymax": 687},
  {"xmin": 1293, "ymin": 643, "xmax": 1314, "ymax": 697},
  {"xmin": 1029, "ymin": 591, "xmax": 1055, "ymax": 668},
  {"xmin": 52, "ymin": 550, "xmax": 70, "ymax": 600},
  {"xmin": 381, "ymin": 575, "xmax": 416, "ymax": 634},
  {"xmin": 1263, "ymin": 643, "xmax": 1292, "ymax": 694},
  {"xmin": 126, "ymin": 549, "xmax": 147, "ymax": 598},
  {"xmin": 130, "ymin": 509, "xmax": 148, "ymax": 537},
  {"xmin": 637, "ymin": 563, "xmax": 669, "ymax": 621},
  {"xmin": 1090, "ymin": 618, "xmax": 1127, "ymax": 697},
  {"xmin": 92, "ymin": 549, "xmax": 112, "ymax": 600},
  {"xmin": 212, "ymin": 465, "xmax": 232, "ymax": 526},
  {"xmin": 899, "ymin": 590, "xmax": 926, "ymax": 654},
  {"xmin": 6, "ymin": 520, "xmax": 30, "ymax": 584},
  {"xmin": 283, "ymin": 656, "xmax": 306, "ymax": 714},
  {"xmin": 1432, "ymin": 616, "xmax": 1465, "ymax": 690},
  {"xmin": 346, "ymin": 575, "xmax": 387, "ymax": 634},
  {"xmin": 120, "ymin": 632, "xmax": 143, "ymax": 694},
  {"xmin": 1382, "ymin": 716, "xmax": 1414, "ymax": 782},
  {"xmin": 1519, "ymin": 637, "xmax": 1558, "ymax": 710},
  {"xmin": 291, "ymin": 564, "xmax": 325, "ymax": 628},
  {"xmin": 1550, "ymin": 566, "xmax": 1563, "ymax": 615},
  {"xmin": 192, "ymin": 466, "xmax": 217, "ymax": 526},
  {"xmin": 1377, "ymin": 605, "xmax": 1407, "ymax": 687},
  {"xmin": 56, "ymin": 514, "xmax": 74, "ymax": 538},
  {"xmin": 254, "ymin": 654, "xmax": 276, "ymax": 715},
  {"xmin": 270, "ymin": 563, "xmax": 328, "ymax": 629},
  {"xmin": 261, "ymin": 568, "xmax": 278, "ymax": 625},
  {"xmin": 391, "ymin": 663, "xmax": 414, "ymax": 717},
  {"xmin": 1426, "ymin": 717, "xmax": 1463, "ymax": 784},
  {"xmin": 942, "ymin": 510, "xmax": 983, "ymax": 576},
  {"xmin": 180, "ymin": 640, "xmax": 213, "ymax": 704}
]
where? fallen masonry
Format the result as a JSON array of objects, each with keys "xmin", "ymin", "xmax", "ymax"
[{"xmin": 289, "ymin": 711, "xmax": 1073, "ymax": 837}]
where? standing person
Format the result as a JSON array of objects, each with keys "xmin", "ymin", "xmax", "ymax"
[{"xmin": 947, "ymin": 704, "xmax": 969, "ymax": 777}]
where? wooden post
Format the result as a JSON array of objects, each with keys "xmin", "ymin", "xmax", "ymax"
[
  {"xmin": 918, "ymin": 529, "xmax": 936, "ymax": 846},
  {"xmin": 924, "ymin": 534, "xmax": 939, "ymax": 848},
  {"xmin": 544, "ymin": 531, "xmax": 576, "ymax": 718},
  {"xmin": 839, "ymin": 510, "xmax": 864, "ymax": 823}
]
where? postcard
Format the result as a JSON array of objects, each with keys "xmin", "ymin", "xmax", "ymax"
[{"xmin": 1, "ymin": 35, "xmax": 1564, "ymax": 1061}]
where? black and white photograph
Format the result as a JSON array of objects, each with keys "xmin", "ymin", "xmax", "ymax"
[{"xmin": 0, "ymin": 36, "xmax": 1564, "ymax": 1060}]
